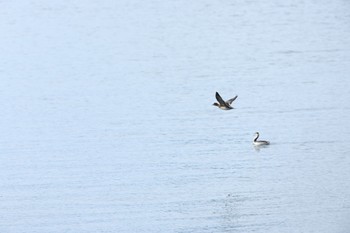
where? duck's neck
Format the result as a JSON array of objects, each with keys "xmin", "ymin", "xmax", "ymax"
[{"xmin": 254, "ymin": 134, "xmax": 259, "ymax": 142}]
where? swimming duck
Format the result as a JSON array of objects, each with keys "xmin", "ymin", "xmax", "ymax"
[
  {"xmin": 253, "ymin": 132, "xmax": 270, "ymax": 146},
  {"xmin": 212, "ymin": 92, "xmax": 238, "ymax": 110}
]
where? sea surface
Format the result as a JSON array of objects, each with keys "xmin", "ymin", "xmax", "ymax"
[{"xmin": 0, "ymin": 0, "xmax": 350, "ymax": 232}]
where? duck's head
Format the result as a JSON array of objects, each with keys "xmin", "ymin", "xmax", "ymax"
[{"xmin": 212, "ymin": 102, "xmax": 219, "ymax": 107}]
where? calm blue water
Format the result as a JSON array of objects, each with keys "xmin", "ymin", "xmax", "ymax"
[{"xmin": 1, "ymin": 0, "xmax": 350, "ymax": 232}]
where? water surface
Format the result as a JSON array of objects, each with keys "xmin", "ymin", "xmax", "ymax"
[{"xmin": 0, "ymin": 0, "xmax": 350, "ymax": 232}]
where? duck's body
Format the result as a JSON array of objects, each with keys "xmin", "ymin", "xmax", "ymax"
[
  {"xmin": 253, "ymin": 132, "xmax": 270, "ymax": 146},
  {"xmin": 213, "ymin": 92, "xmax": 238, "ymax": 110}
]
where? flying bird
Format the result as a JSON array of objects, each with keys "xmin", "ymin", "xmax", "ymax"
[{"xmin": 212, "ymin": 92, "xmax": 238, "ymax": 110}]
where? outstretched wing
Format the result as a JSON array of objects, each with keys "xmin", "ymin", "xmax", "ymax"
[
  {"xmin": 226, "ymin": 95, "xmax": 238, "ymax": 105},
  {"xmin": 215, "ymin": 92, "xmax": 227, "ymax": 106}
]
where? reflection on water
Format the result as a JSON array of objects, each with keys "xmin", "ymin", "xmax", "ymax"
[
  {"xmin": 253, "ymin": 145, "xmax": 270, "ymax": 152},
  {"xmin": 0, "ymin": 0, "xmax": 350, "ymax": 232}
]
